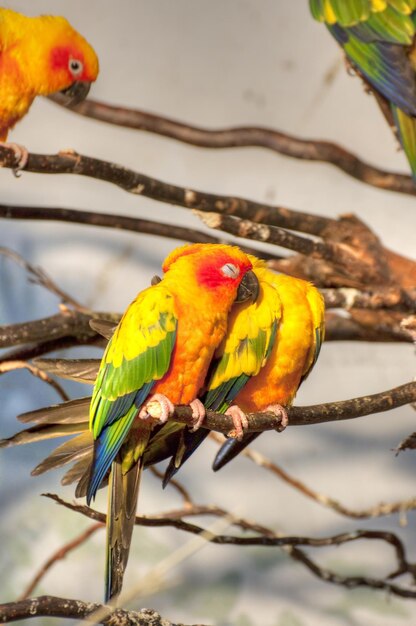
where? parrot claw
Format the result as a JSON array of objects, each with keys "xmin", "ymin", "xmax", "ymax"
[
  {"xmin": 139, "ymin": 393, "xmax": 175, "ymax": 424},
  {"xmin": 265, "ymin": 404, "xmax": 288, "ymax": 432},
  {"xmin": 189, "ymin": 399, "xmax": 206, "ymax": 431},
  {"xmin": 1, "ymin": 142, "xmax": 29, "ymax": 176},
  {"xmin": 225, "ymin": 405, "xmax": 249, "ymax": 441}
]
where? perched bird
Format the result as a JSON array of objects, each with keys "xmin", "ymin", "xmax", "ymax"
[
  {"xmin": 0, "ymin": 7, "xmax": 99, "ymax": 167},
  {"xmin": 10, "ymin": 243, "xmax": 258, "ymax": 602},
  {"xmin": 163, "ymin": 257, "xmax": 324, "ymax": 478},
  {"xmin": 309, "ymin": 0, "xmax": 416, "ymax": 178}
]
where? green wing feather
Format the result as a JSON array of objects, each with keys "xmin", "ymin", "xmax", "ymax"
[
  {"xmin": 310, "ymin": 0, "xmax": 416, "ymax": 177},
  {"xmin": 87, "ymin": 284, "xmax": 177, "ymax": 502},
  {"xmin": 205, "ymin": 268, "xmax": 281, "ymax": 411}
]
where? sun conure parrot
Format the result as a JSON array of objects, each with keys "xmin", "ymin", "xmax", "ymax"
[
  {"xmin": 162, "ymin": 256, "xmax": 325, "ymax": 479},
  {"xmin": 309, "ymin": 0, "xmax": 416, "ymax": 179},
  {"xmin": 3, "ymin": 243, "xmax": 259, "ymax": 602},
  {"xmin": 0, "ymin": 7, "xmax": 99, "ymax": 168}
]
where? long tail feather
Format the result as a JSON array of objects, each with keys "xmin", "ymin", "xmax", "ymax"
[
  {"xmin": 106, "ymin": 458, "xmax": 142, "ymax": 602},
  {"xmin": 34, "ymin": 358, "xmax": 99, "ymax": 383},
  {"xmin": 392, "ymin": 104, "xmax": 416, "ymax": 180},
  {"xmin": 163, "ymin": 428, "xmax": 210, "ymax": 486},
  {"xmin": 18, "ymin": 396, "xmax": 90, "ymax": 424},
  {"xmin": 31, "ymin": 431, "xmax": 93, "ymax": 476},
  {"xmin": 213, "ymin": 432, "xmax": 260, "ymax": 471},
  {"xmin": 0, "ymin": 421, "xmax": 87, "ymax": 449}
]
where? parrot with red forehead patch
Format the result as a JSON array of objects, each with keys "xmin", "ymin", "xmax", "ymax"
[
  {"xmin": 0, "ymin": 7, "xmax": 99, "ymax": 167},
  {"xmin": 86, "ymin": 243, "xmax": 258, "ymax": 601},
  {"xmin": 163, "ymin": 255, "xmax": 324, "ymax": 481}
]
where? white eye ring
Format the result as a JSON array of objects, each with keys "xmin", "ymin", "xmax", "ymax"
[
  {"xmin": 68, "ymin": 58, "xmax": 83, "ymax": 76},
  {"xmin": 220, "ymin": 263, "xmax": 240, "ymax": 279}
]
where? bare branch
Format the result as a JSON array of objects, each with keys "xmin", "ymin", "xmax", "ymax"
[
  {"xmin": 0, "ymin": 310, "xmax": 118, "ymax": 350},
  {"xmin": 0, "ymin": 247, "xmax": 85, "ymax": 310},
  {"xmin": 0, "ymin": 595, "xmax": 198, "ymax": 624},
  {"xmin": 0, "ymin": 145, "xmax": 333, "ymax": 236},
  {"xmin": 211, "ymin": 434, "xmax": 416, "ymax": 521},
  {"xmin": 194, "ymin": 211, "xmax": 386, "ymax": 284},
  {"xmin": 44, "ymin": 494, "xmax": 416, "ymax": 599},
  {"xmin": 143, "ymin": 381, "xmax": 416, "ymax": 432},
  {"xmin": 0, "ymin": 361, "xmax": 69, "ymax": 402},
  {"xmin": 50, "ymin": 96, "xmax": 416, "ymax": 197},
  {"xmin": 0, "ymin": 205, "xmax": 273, "ymax": 259},
  {"xmin": 150, "ymin": 466, "xmax": 193, "ymax": 507},
  {"xmin": 321, "ymin": 286, "xmax": 415, "ymax": 311}
]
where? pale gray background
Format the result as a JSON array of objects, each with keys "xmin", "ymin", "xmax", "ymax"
[{"xmin": 1, "ymin": 2, "xmax": 416, "ymax": 625}]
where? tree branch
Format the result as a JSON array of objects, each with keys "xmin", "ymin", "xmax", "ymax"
[
  {"xmin": 0, "ymin": 595, "xmax": 198, "ymax": 625},
  {"xmin": 0, "ymin": 145, "xmax": 333, "ymax": 236},
  {"xmin": 0, "ymin": 361, "xmax": 69, "ymax": 402},
  {"xmin": 44, "ymin": 494, "xmax": 416, "ymax": 600},
  {"xmin": 194, "ymin": 211, "xmax": 387, "ymax": 284},
  {"xmin": 0, "ymin": 205, "xmax": 274, "ymax": 260},
  {"xmin": 50, "ymin": 96, "xmax": 416, "ymax": 197}
]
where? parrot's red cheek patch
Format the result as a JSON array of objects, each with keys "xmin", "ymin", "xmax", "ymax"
[
  {"xmin": 50, "ymin": 46, "xmax": 70, "ymax": 70},
  {"xmin": 50, "ymin": 45, "xmax": 85, "ymax": 76}
]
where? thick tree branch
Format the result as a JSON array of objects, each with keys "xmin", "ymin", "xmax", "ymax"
[
  {"xmin": 50, "ymin": 96, "xmax": 416, "ymax": 196},
  {"xmin": 0, "ymin": 205, "xmax": 275, "ymax": 260},
  {"xmin": 0, "ymin": 145, "xmax": 333, "ymax": 236},
  {"xmin": 0, "ymin": 595, "xmax": 196, "ymax": 625},
  {"xmin": 195, "ymin": 211, "xmax": 388, "ymax": 284}
]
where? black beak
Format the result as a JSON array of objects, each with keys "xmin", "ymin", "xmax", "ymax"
[
  {"xmin": 235, "ymin": 270, "xmax": 260, "ymax": 303},
  {"xmin": 59, "ymin": 80, "xmax": 91, "ymax": 106}
]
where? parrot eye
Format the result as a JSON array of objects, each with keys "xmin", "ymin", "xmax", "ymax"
[
  {"xmin": 68, "ymin": 58, "xmax": 84, "ymax": 76},
  {"xmin": 220, "ymin": 263, "xmax": 240, "ymax": 279}
]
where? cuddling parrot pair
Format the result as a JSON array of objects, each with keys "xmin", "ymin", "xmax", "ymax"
[{"xmin": 2, "ymin": 243, "xmax": 325, "ymax": 602}]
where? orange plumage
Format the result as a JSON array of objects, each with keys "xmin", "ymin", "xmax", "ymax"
[
  {"xmin": 0, "ymin": 8, "xmax": 99, "ymax": 140},
  {"xmin": 206, "ymin": 257, "xmax": 325, "ymax": 470}
]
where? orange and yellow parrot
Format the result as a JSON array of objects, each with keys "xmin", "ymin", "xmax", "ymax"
[
  {"xmin": 84, "ymin": 243, "xmax": 258, "ymax": 601},
  {"xmin": 0, "ymin": 7, "xmax": 99, "ymax": 166},
  {"xmin": 310, "ymin": 0, "xmax": 416, "ymax": 178},
  {"xmin": 163, "ymin": 256, "xmax": 325, "ymax": 479}
]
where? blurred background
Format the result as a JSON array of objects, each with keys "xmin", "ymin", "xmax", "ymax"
[{"xmin": 1, "ymin": 2, "xmax": 416, "ymax": 624}]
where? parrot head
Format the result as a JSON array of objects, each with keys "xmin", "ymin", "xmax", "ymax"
[
  {"xmin": 19, "ymin": 13, "xmax": 99, "ymax": 102},
  {"xmin": 162, "ymin": 243, "xmax": 259, "ymax": 307}
]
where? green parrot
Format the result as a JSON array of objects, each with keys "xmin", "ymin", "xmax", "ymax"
[{"xmin": 310, "ymin": 0, "xmax": 416, "ymax": 178}]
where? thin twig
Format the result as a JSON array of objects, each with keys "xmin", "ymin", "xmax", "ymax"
[
  {"xmin": 18, "ymin": 523, "xmax": 103, "ymax": 600},
  {"xmin": 211, "ymin": 433, "xmax": 416, "ymax": 523},
  {"xmin": 0, "ymin": 247, "xmax": 85, "ymax": 311},
  {"xmin": 51, "ymin": 96, "xmax": 416, "ymax": 196},
  {"xmin": 150, "ymin": 466, "xmax": 193, "ymax": 507},
  {"xmin": 44, "ymin": 494, "xmax": 416, "ymax": 599},
  {"xmin": 0, "ymin": 361, "xmax": 69, "ymax": 402}
]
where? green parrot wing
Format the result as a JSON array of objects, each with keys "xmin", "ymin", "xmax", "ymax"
[
  {"xmin": 87, "ymin": 284, "xmax": 177, "ymax": 501},
  {"xmin": 310, "ymin": 0, "xmax": 416, "ymax": 116},
  {"xmin": 203, "ymin": 274, "xmax": 281, "ymax": 411},
  {"xmin": 300, "ymin": 285, "xmax": 326, "ymax": 384}
]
